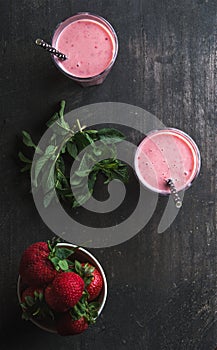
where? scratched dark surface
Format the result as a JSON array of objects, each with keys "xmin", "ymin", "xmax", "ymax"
[{"xmin": 0, "ymin": 0, "xmax": 216, "ymax": 349}]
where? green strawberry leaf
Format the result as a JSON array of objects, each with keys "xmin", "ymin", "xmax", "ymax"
[
  {"xmin": 47, "ymin": 240, "xmax": 53, "ymax": 252},
  {"xmin": 55, "ymin": 247, "xmax": 73, "ymax": 260},
  {"xmin": 39, "ymin": 293, "xmax": 43, "ymax": 302},
  {"xmin": 25, "ymin": 296, "xmax": 34, "ymax": 307},
  {"xmin": 84, "ymin": 277, "xmax": 93, "ymax": 287},
  {"xmin": 89, "ymin": 301, "xmax": 100, "ymax": 310},
  {"xmin": 49, "ymin": 256, "xmax": 60, "ymax": 268},
  {"xmin": 20, "ymin": 302, "xmax": 27, "ymax": 310},
  {"xmin": 75, "ymin": 260, "xmax": 82, "ymax": 275},
  {"xmin": 22, "ymin": 312, "xmax": 29, "ymax": 320},
  {"xmin": 70, "ymin": 310, "xmax": 79, "ymax": 321},
  {"xmin": 58, "ymin": 259, "xmax": 69, "ymax": 271},
  {"xmin": 34, "ymin": 291, "xmax": 39, "ymax": 298},
  {"xmin": 84, "ymin": 265, "xmax": 95, "ymax": 275},
  {"xmin": 48, "ymin": 238, "xmax": 62, "ymax": 255},
  {"xmin": 73, "ymin": 304, "xmax": 84, "ymax": 318},
  {"xmin": 20, "ymin": 288, "xmax": 54, "ymax": 322},
  {"xmin": 33, "ymin": 308, "xmax": 40, "ymax": 316},
  {"xmin": 48, "ymin": 309, "xmax": 55, "ymax": 320}
]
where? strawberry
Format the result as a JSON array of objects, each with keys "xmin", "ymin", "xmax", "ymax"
[
  {"xmin": 56, "ymin": 313, "xmax": 88, "ymax": 336},
  {"xmin": 21, "ymin": 286, "xmax": 43, "ymax": 307},
  {"xmin": 45, "ymin": 272, "xmax": 84, "ymax": 312},
  {"xmin": 56, "ymin": 293, "xmax": 101, "ymax": 335},
  {"xmin": 21, "ymin": 287, "xmax": 43, "ymax": 320},
  {"xmin": 20, "ymin": 286, "xmax": 54, "ymax": 321},
  {"xmin": 19, "ymin": 240, "xmax": 75, "ymax": 287},
  {"xmin": 81, "ymin": 263, "xmax": 103, "ymax": 301},
  {"xmin": 19, "ymin": 242, "xmax": 57, "ymax": 287}
]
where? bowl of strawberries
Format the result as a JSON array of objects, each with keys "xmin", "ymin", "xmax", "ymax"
[{"xmin": 17, "ymin": 239, "xmax": 107, "ymax": 336}]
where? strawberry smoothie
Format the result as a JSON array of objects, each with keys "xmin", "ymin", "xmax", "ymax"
[
  {"xmin": 134, "ymin": 128, "xmax": 201, "ymax": 194},
  {"xmin": 52, "ymin": 13, "xmax": 118, "ymax": 86}
]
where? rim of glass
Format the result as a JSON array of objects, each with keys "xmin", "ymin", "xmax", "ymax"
[
  {"xmin": 134, "ymin": 128, "xmax": 201, "ymax": 195},
  {"xmin": 51, "ymin": 12, "xmax": 119, "ymax": 81}
]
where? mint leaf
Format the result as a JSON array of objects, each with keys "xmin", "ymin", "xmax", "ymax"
[
  {"xmin": 22, "ymin": 131, "xmax": 37, "ymax": 149},
  {"xmin": 85, "ymin": 130, "xmax": 98, "ymax": 135},
  {"xmin": 88, "ymin": 170, "xmax": 98, "ymax": 193},
  {"xmin": 18, "ymin": 152, "xmax": 32, "ymax": 164},
  {"xmin": 93, "ymin": 147, "xmax": 102, "ymax": 156},
  {"xmin": 41, "ymin": 162, "xmax": 56, "ymax": 193},
  {"xmin": 98, "ymin": 128, "xmax": 125, "ymax": 143},
  {"xmin": 43, "ymin": 190, "xmax": 55, "ymax": 208},
  {"xmin": 75, "ymin": 169, "xmax": 90, "ymax": 177},
  {"xmin": 70, "ymin": 175, "xmax": 83, "ymax": 186},
  {"xmin": 33, "ymin": 154, "xmax": 51, "ymax": 186},
  {"xmin": 47, "ymin": 101, "xmax": 69, "ymax": 132},
  {"xmin": 46, "ymin": 112, "xmax": 59, "ymax": 127},
  {"xmin": 21, "ymin": 164, "xmax": 31, "ymax": 172},
  {"xmin": 59, "ymin": 100, "xmax": 66, "ymax": 118},
  {"xmin": 73, "ymin": 132, "xmax": 92, "ymax": 152},
  {"xmin": 72, "ymin": 189, "xmax": 92, "ymax": 208},
  {"xmin": 67, "ymin": 142, "xmax": 78, "ymax": 159},
  {"xmin": 56, "ymin": 156, "xmax": 65, "ymax": 174}
]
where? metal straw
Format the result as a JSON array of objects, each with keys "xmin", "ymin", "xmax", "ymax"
[
  {"xmin": 35, "ymin": 38, "xmax": 67, "ymax": 60},
  {"xmin": 166, "ymin": 179, "xmax": 182, "ymax": 208}
]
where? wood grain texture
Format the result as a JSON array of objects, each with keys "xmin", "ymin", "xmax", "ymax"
[{"xmin": 0, "ymin": 0, "xmax": 216, "ymax": 349}]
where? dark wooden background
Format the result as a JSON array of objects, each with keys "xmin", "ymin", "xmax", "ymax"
[{"xmin": 0, "ymin": 0, "xmax": 216, "ymax": 349}]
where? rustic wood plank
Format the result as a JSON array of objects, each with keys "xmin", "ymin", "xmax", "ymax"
[{"xmin": 0, "ymin": 0, "xmax": 216, "ymax": 349}]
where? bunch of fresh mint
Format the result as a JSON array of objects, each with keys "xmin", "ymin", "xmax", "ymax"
[{"xmin": 19, "ymin": 100, "xmax": 129, "ymax": 208}]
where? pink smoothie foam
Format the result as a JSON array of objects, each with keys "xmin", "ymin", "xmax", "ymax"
[
  {"xmin": 135, "ymin": 129, "xmax": 200, "ymax": 194},
  {"xmin": 55, "ymin": 19, "xmax": 115, "ymax": 78}
]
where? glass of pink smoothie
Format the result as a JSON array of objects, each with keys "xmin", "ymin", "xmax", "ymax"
[
  {"xmin": 134, "ymin": 128, "xmax": 201, "ymax": 195},
  {"xmin": 51, "ymin": 13, "xmax": 118, "ymax": 87}
]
